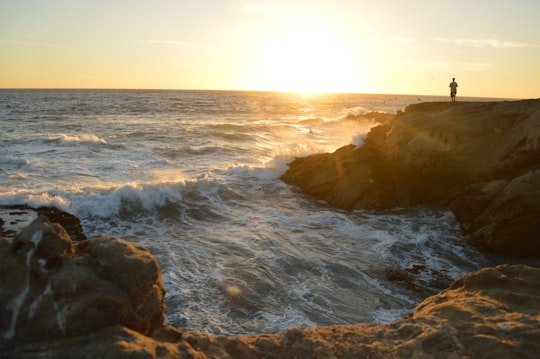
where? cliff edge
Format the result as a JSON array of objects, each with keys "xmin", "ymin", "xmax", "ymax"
[{"xmin": 281, "ymin": 100, "xmax": 540, "ymax": 258}]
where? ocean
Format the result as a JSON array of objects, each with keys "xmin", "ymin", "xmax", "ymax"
[{"xmin": 0, "ymin": 89, "xmax": 506, "ymax": 335}]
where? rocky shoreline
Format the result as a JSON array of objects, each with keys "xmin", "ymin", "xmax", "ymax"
[
  {"xmin": 2, "ymin": 99, "xmax": 540, "ymax": 358},
  {"xmin": 1, "ymin": 210, "xmax": 539, "ymax": 358},
  {"xmin": 282, "ymin": 99, "xmax": 540, "ymax": 258}
]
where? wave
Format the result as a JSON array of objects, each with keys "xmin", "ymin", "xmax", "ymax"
[
  {"xmin": 211, "ymin": 131, "xmax": 253, "ymax": 142},
  {"xmin": 344, "ymin": 106, "xmax": 369, "ymax": 119},
  {"xmin": 296, "ymin": 117, "xmax": 325, "ymax": 125},
  {"xmin": 0, "ymin": 173, "xmax": 256, "ymax": 223},
  {"xmin": 44, "ymin": 133, "xmax": 107, "ymax": 145},
  {"xmin": 0, "ymin": 189, "xmax": 73, "ymax": 214}
]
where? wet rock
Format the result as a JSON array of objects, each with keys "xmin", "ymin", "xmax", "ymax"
[
  {"xmin": 0, "ymin": 216, "xmax": 165, "ymax": 346},
  {"xmin": 0, "ymin": 205, "xmax": 86, "ymax": 242},
  {"xmin": 451, "ymin": 170, "xmax": 540, "ymax": 257},
  {"xmin": 281, "ymin": 99, "xmax": 540, "ymax": 258},
  {"xmin": 1, "ymin": 215, "xmax": 539, "ymax": 358}
]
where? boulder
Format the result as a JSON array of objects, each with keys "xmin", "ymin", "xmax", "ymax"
[{"xmin": 0, "ymin": 216, "xmax": 165, "ymax": 346}]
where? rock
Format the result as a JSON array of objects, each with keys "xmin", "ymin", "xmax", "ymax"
[
  {"xmin": 34, "ymin": 206, "xmax": 87, "ymax": 242},
  {"xmin": 0, "ymin": 216, "xmax": 165, "ymax": 346},
  {"xmin": 0, "ymin": 205, "xmax": 86, "ymax": 242},
  {"xmin": 3, "ymin": 264, "xmax": 539, "ymax": 358},
  {"xmin": 281, "ymin": 100, "xmax": 540, "ymax": 258},
  {"xmin": 0, "ymin": 325, "xmax": 205, "ymax": 359},
  {"xmin": 281, "ymin": 126, "xmax": 397, "ymax": 210},
  {"xmin": 1, "ymin": 215, "xmax": 539, "ymax": 358},
  {"xmin": 451, "ymin": 170, "xmax": 540, "ymax": 257},
  {"xmin": 413, "ymin": 264, "xmax": 540, "ymax": 359},
  {"xmin": 384, "ymin": 100, "xmax": 540, "ymax": 204},
  {"xmin": 0, "ymin": 207, "xmax": 38, "ymax": 240},
  {"xmin": 181, "ymin": 264, "xmax": 540, "ymax": 358}
]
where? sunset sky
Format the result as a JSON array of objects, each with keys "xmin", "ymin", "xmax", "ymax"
[{"xmin": 1, "ymin": 0, "xmax": 539, "ymax": 98}]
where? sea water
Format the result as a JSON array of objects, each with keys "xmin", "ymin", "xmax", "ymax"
[{"xmin": 0, "ymin": 89, "xmax": 507, "ymax": 334}]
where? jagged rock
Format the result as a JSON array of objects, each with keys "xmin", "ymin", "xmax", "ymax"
[
  {"xmin": 0, "ymin": 216, "xmax": 165, "ymax": 346},
  {"xmin": 281, "ymin": 100, "xmax": 540, "ymax": 258},
  {"xmin": 281, "ymin": 124, "xmax": 397, "ymax": 210}
]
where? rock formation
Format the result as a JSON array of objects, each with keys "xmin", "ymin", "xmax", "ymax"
[
  {"xmin": 281, "ymin": 100, "xmax": 540, "ymax": 258},
  {"xmin": 0, "ymin": 216, "xmax": 165, "ymax": 346},
  {"xmin": 1, "ymin": 213, "xmax": 539, "ymax": 358}
]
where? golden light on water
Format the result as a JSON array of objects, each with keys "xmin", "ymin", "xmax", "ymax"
[
  {"xmin": 224, "ymin": 285, "xmax": 243, "ymax": 298},
  {"xmin": 220, "ymin": 279, "xmax": 249, "ymax": 299}
]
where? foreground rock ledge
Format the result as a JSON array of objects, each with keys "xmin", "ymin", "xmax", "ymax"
[
  {"xmin": 1, "ymin": 218, "xmax": 539, "ymax": 358},
  {"xmin": 281, "ymin": 99, "xmax": 540, "ymax": 258}
]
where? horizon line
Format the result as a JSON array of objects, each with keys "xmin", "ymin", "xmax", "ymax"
[{"xmin": 0, "ymin": 87, "xmax": 525, "ymax": 100}]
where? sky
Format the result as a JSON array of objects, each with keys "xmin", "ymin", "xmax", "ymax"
[{"xmin": 1, "ymin": 0, "xmax": 539, "ymax": 98}]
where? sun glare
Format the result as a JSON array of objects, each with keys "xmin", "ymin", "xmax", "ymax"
[{"xmin": 252, "ymin": 27, "xmax": 360, "ymax": 93}]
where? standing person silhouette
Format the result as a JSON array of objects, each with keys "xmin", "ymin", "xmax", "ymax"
[{"xmin": 449, "ymin": 78, "xmax": 458, "ymax": 102}]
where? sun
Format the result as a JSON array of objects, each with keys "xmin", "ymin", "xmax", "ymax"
[{"xmin": 251, "ymin": 27, "xmax": 360, "ymax": 93}]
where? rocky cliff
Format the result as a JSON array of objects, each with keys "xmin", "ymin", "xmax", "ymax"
[{"xmin": 281, "ymin": 100, "xmax": 540, "ymax": 258}]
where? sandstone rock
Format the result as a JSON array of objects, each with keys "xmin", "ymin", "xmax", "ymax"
[
  {"xmin": 451, "ymin": 170, "xmax": 540, "ymax": 257},
  {"xmin": 181, "ymin": 264, "xmax": 540, "ymax": 358},
  {"xmin": 384, "ymin": 100, "xmax": 540, "ymax": 205},
  {"xmin": 414, "ymin": 264, "xmax": 540, "ymax": 359},
  {"xmin": 281, "ymin": 126, "xmax": 397, "ymax": 210},
  {"xmin": 281, "ymin": 99, "xmax": 540, "ymax": 258},
  {"xmin": 0, "ymin": 325, "xmax": 204, "ymax": 359},
  {"xmin": 0, "ymin": 216, "xmax": 165, "ymax": 346},
  {"xmin": 1, "ymin": 214, "xmax": 539, "ymax": 358},
  {"xmin": 3, "ymin": 264, "xmax": 539, "ymax": 358}
]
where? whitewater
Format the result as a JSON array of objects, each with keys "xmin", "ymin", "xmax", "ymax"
[{"xmin": 0, "ymin": 89, "xmax": 504, "ymax": 335}]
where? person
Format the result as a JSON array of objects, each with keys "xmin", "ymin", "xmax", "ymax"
[{"xmin": 449, "ymin": 78, "xmax": 458, "ymax": 102}]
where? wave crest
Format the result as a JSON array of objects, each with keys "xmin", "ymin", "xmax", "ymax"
[{"xmin": 45, "ymin": 133, "xmax": 107, "ymax": 145}]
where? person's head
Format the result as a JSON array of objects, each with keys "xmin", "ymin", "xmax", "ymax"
[{"xmin": 452, "ymin": 78, "xmax": 455, "ymax": 81}]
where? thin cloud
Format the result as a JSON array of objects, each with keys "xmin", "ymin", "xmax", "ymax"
[
  {"xmin": 399, "ymin": 59, "xmax": 492, "ymax": 70},
  {"xmin": 0, "ymin": 39, "xmax": 70, "ymax": 49},
  {"xmin": 435, "ymin": 37, "xmax": 531, "ymax": 49}
]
